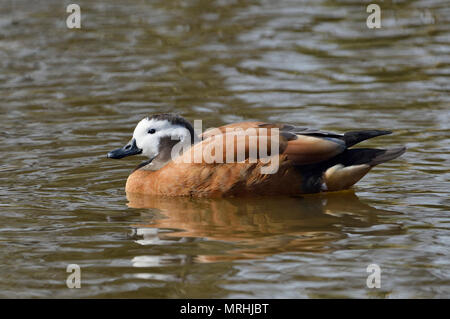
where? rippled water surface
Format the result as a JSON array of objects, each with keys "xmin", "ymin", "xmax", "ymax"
[{"xmin": 0, "ymin": 0, "xmax": 449, "ymax": 298}]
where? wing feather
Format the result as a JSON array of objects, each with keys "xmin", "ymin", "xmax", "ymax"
[{"xmin": 195, "ymin": 121, "xmax": 346, "ymax": 166}]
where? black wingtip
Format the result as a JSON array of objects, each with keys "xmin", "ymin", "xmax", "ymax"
[{"xmin": 344, "ymin": 130, "xmax": 393, "ymax": 147}]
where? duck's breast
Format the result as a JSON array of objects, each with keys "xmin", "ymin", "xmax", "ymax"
[{"xmin": 125, "ymin": 156, "xmax": 308, "ymax": 197}]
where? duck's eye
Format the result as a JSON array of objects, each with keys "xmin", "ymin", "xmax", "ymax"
[{"xmin": 148, "ymin": 129, "xmax": 156, "ymax": 134}]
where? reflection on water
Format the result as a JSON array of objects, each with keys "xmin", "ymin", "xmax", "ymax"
[
  {"xmin": 128, "ymin": 191, "xmax": 402, "ymax": 262},
  {"xmin": 0, "ymin": 0, "xmax": 449, "ymax": 298}
]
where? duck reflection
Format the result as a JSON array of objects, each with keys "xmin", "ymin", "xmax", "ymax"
[{"xmin": 127, "ymin": 191, "xmax": 401, "ymax": 262}]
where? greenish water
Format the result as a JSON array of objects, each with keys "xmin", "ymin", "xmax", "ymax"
[{"xmin": 0, "ymin": 0, "xmax": 449, "ymax": 298}]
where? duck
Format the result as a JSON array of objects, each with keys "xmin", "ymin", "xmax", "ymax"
[{"xmin": 107, "ymin": 113, "xmax": 405, "ymax": 197}]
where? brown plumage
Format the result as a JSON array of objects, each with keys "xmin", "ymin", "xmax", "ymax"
[{"xmin": 107, "ymin": 114, "xmax": 406, "ymax": 197}]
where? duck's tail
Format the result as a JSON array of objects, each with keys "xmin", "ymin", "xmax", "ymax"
[{"xmin": 323, "ymin": 146, "xmax": 406, "ymax": 191}]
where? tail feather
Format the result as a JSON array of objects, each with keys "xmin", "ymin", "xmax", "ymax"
[
  {"xmin": 368, "ymin": 147, "xmax": 406, "ymax": 166},
  {"xmin": 322, "ymin": 146, "xmax": 406, "ymax": 191},
  {"xmin": 343, "ymin": 130, "xmax": 392, "ymax": 147},
  {"xmin": 339, "ymin": 147, "xmax": 406, "ymax": 167}
]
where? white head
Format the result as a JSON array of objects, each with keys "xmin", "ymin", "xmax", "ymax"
[{"xmin": 107, "ymin": 114, "xmax": 195, "ymax": 170}]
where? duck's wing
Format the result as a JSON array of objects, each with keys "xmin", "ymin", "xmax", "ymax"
[
  {"xmin": 196, "ymin": 121, "xmax": 345, "ymax": 165},
  {"xmin": 180, "ymin": 125, "xmax": 288, "ymax": 164},
  {"xmin": 260, "ymin": 123, "xmax": 394, "ymax": 165},
  {"xmin": 197, "ymin": 121, "xmax": 393, "ymax": 166},
  {"xmin": 260, "ymin": 123, "xmax": 347, "ymax": 165},
  {"xmin": 202, "ymin": 121, "xmax": 341, "ymax": 139}
]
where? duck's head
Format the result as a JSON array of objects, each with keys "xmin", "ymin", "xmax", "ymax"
[{"xmin": 107, "ymin": 114, "xmax": 195, "ymax": 170}]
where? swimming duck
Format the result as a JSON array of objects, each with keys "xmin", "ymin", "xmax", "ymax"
[{"xmin": 107, "ymin": 113, "xmax": 405, "ymax": 197}]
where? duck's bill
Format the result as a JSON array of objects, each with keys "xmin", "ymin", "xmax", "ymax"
[{"xmin": 107, "ymin": 138, "xmax": 142, "ymax": 159}]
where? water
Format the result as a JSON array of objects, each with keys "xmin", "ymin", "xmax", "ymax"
[{"xmin": 0, "ymin": 0, "xmax": 449, "ymax": 298}]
